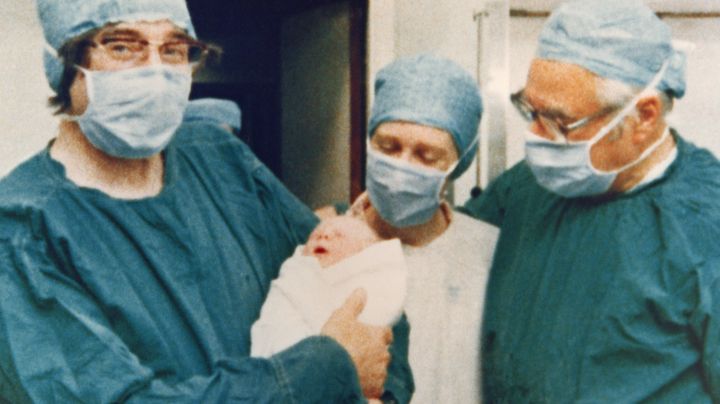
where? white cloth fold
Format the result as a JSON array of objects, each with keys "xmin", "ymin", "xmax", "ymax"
[{"xmin": 251, "ymin": 239, "xmax": 407, "ymax": 357}]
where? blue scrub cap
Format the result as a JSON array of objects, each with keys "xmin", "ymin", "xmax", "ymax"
[
  {"xmin": 184, "ymin": 98, "xmax": 242, "ymax": 132},
  {"xmin": 37, "ymin": 0, "xmax": 196, "ymax": 92},
  {"xmin": 368, "ymin": 54, "xmax": 483, "ymax": 179},
  {"xmin": 537, "ymin": 0, "xmax": 686, "ymax": 98}
]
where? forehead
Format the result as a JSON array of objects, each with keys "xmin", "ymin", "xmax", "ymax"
[
  {"xmin": 95, "ymin": 19, "xmax": 188, "ymax": 38},
  {"xmin": 319, "ymin": 216, "xmax": 369, "ymax": 233},
  {"xmin": 372, "ymin": 121, "xmax": 455, "ymax": 151},
  {"xmin": 523, "ymin": 59, "xmax": 603, "ymax": 117}
]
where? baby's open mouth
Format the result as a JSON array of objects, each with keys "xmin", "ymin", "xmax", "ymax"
[{"xmin": 313, "ymin": 246, "xmax": 327, "ymax": 255}]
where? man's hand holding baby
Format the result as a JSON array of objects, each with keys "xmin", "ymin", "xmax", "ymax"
[{"xmin": 321, "ymin": 288, "xmax": 393, "ymax": 399}]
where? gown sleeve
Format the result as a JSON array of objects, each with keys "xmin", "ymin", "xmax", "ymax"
[
  {"xmin": 241, "ymin": 142, "xmax": 319, "ymax": 246},
  {"xmin": 0, "ymin": 232, "xmax": 363, "ymax": 403},
  {"xmin": 460, "ymin": 162, "xmax": 529, "ymax": 227},
  {"xmin": 0, "ymin": 230, "xmax": 362, "ymax": 403}
]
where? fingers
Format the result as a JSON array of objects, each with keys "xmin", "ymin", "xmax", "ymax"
[
  {"xmin": 365, "ymin": 323, "xmax": 392, "ymax": 345},
  {"xmin": 362, "ymin": 358, "xmax": 389, "ymax": 399},
  {"xmin": 321, "ymin": 288, "xmax": 394, "ymax": 399},
  {"xmin": 314, "ymin": 205, "xmax": 339, "ymax": 220},
  {"xmin": 381, "ymin": 326, "xmax": 393, "ymax": 345},
  {"xmin": 337, "ymin": 288, "xmax": 367, "ymax": 319},
  {"xmin": 348, "ymin": 192, "xmax": 369, "ymax": 219},
  {"xmin": 379, "ymin": 346, "xmax": 391, "ymax": 365}
]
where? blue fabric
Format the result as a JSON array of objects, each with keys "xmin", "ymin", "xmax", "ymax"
[
  {"xmin": 462, "ymin": 132, "xmax": 720, "ymax": 402},
  {"xmin": 38, "ymin": 0, "xmax": 196, "ymax": 91},
  {"xmin": 0, "ymin": 123, "xmax": 412, "ymax": 403},
  {"xmin": 537, "ymin": 0, "xmax": 686, "ymax": 98},
  {"xmin": 42, "ymin": 50, "xmax": 66, "ymax": 93},
  {"xmin": 184, "ymin": 98, "xmax": 242, "ymax": 132},
  {"xmin": 368, "ymin": 54, "xmax": 483, "ymax": 179}
]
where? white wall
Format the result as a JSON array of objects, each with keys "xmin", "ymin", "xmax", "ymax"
[
  {"xmin": 281, "ymin": 1, "xmax": 351, "ymax": 209},
  {"xmin": 514, "ymin": 0, "xmax": 720, "ymax": 13},
  {"xmin": 664, "ymin": 17, "xmax": 720, "ymax": 156},
  {"xmin": 367, "ymin": 1, "xmax": 395, "ymax": 109},
  {"xmin": 0, "ymin": 1, "xmax": 58, "ymax": 177}
]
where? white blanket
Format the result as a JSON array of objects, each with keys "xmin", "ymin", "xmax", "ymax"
[{"xmin": 250, "ymin": 238, "xmax": 407, "ymax": 357}]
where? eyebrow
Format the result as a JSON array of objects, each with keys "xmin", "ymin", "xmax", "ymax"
[
  {"xmin": 98, "ymin": 28, "xmax": 142, "ymax": 38},
  {"xmin": 168, "ymin": 31, "xmax": 194, "ymax": 41},
  {"xmin": 372, "ymin": 130, "xmax": 396, "ymax": 138},
  {"xmin": 374, "ymin": 129, "xmax": 451, "ymax": 154},
  {"xmin": 416, "ymin": 143, "xmax": 447, "ymax": 155},
  {"xmin": 521, "ymin": 91, "xmax": 574, "ymax": 121},
  {"xmin": 98, "ymin": 28, "xmax": 192, "ymax": 42},
  {"xmin": 541, "ymin": 107, "xmax": 573, "ymax": 121}
]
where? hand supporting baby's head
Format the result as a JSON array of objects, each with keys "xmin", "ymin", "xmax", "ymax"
[{"xmin": 303, "ymin": 216, "xmax": 381, "ymax": 268}]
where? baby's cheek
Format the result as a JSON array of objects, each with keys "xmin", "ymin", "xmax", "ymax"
[{"xmin": 301, "ymin": 243, "xmax": 313, "ymax": 256}]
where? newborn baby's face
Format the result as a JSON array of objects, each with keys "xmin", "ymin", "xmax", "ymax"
[{"xmin": 303, "ymin": 216, "xmax": 379, "ymax": 267}]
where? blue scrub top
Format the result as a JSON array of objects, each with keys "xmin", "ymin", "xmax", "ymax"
[
  {"xmin": 463, "ymin": 132, "xmax": 720, "ymax": 402},
  {"xmin": 0, "ymin": 124, "xmax": 411, "ymax": 403}
]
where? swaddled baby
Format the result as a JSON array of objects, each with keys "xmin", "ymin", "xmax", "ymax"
[{"xmin": 251, "ymin": 216, "xmax": 407, "ymax": 357}]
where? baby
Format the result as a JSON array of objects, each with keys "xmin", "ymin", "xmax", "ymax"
[
  {"xmin": 250, "ymin": 215, "xmax": 407, "ymax": 357},
  {"xmin": 302, "ymin": 215, "xmax": 380, "ymax": 267}
]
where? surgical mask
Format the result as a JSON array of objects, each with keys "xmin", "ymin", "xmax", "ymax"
[
  {"xmin": 366, "ymin": 137, "xmax": 477, "ymax": 228},
  {"xmin": 525, "ymin": 61, "xmax": 670, "ymax": 198},
  {"xmin": 66, "ymin": 64, "xmax": 192, "ymax": 159}
]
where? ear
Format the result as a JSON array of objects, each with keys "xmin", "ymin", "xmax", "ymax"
[{"xmin": 631, "ymin": 95, "xmax": 662, "ymax": 144}]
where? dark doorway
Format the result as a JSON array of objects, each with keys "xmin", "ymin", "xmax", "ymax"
[{"xmin": 186, "ymin": 0, "xmax": 367, "ymax": 204}]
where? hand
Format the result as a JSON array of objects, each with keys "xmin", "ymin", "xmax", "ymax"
[
  {"xmin": 347, "ymin": 192, "xmax": 371, "ymax": 220},
  {"xmin": 321, "ymin": 288, "xmax": 392, "ymax": 399},
  {"xmin": 314, "ymin": 205, "xmax": 339, "ymax": 220}
]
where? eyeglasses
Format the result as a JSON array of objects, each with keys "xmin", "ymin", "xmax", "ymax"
[
  {"xmin": 89, "ymin": 35, "xmax": 209, "ymax": 66},
  {"xmin": 510, "ymin": 90, "xmax": 615, "ymax": 139}
]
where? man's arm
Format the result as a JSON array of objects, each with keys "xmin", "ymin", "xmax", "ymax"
[
  {"xmin": 459, "ymin": 161, "xmax": 531, "ymax": 227},
  {"xmin": 0, "ymin": 238, "xmax": 363, "ymax": 403}
]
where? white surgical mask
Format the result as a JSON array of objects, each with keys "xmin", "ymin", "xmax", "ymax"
[
  {"xmin": 365, "ymin": 137, "xmax": 477, "ymax": 227},
  {"xmin": 67, "ymin": 64, "xmax": 192, "ymax": 159},
  {"xmin": 525, "ymin": 61, "xmax": 670, "ymax": 198}
]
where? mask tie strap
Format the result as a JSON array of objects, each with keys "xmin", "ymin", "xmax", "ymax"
[
  {"xmin": 45, "ymin": 43, "xmax": 59, "ymax": 58},
  {"xmin": 586, "ymin": 59, "xmax": 670, "ymax": 149},
  {"xmin": 593, "ymin": 127, "xmax": 671, "ymax": 176},
  {"xmin": 446, "ymin": 134, "xmax": 480, "ymax": 175}
]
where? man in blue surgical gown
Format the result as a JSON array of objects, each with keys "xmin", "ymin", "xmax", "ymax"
[
  {"xmin": 463, "ymin": 0, "xmax": 720, "ymax": 401},
  {"xmin": 0, "ymin": 1, "xmax": 412, "ymax": 403}
]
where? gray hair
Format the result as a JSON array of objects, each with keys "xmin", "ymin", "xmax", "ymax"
[{"xmin": 596, "ymin": 76, "xmax": 674, "ymax": 116}]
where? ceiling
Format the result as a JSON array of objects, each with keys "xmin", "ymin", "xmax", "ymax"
[{"xmin": 509, "ymin": 0, "xmax": 720, "ymax": 13}]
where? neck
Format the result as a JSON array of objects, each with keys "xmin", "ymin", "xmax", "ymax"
[
  {"xmin": 611, "ymin": 126, "xmax": 675, "ymax": 193},
  {"xmin": 366, "ymin": 202, "xmax": 452, "ymax": 247},
  {"xmin": 50, "ymin": 120, "xmax": 165, "ymax": 199}
]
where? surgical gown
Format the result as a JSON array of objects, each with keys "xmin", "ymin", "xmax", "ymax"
[
  {"xmin": 462, "ymin": 132, "xmax": 720, "ymax": 402},
  {"xmin": 0, "ymin": 123, "xmax": 412, "ymax": 403}
]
